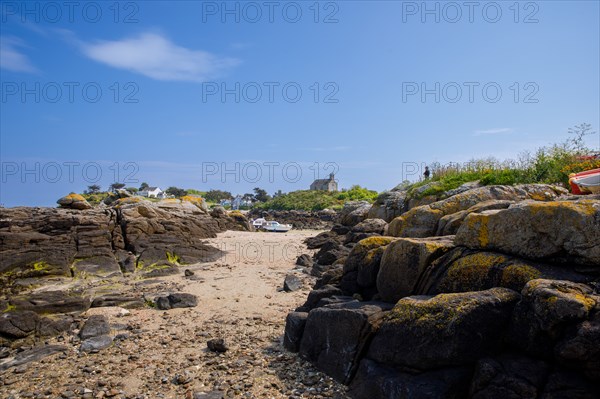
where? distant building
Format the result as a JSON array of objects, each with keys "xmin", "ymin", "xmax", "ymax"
[
  {"xmin": 139, "ymin": 187, "xmax": 165, "ymax": 198},
  {"xmin": 310, "ymin": 173, "xmax": 338, "ymax": 192}
]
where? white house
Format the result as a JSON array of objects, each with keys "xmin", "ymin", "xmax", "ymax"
[{"xmin": 139, "ymin": 187, "xmax": 164, "ymax": 198}]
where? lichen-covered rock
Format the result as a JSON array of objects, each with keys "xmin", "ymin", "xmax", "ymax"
[
  {"xmin": 376, "ymin": 236, "xmax": 455, "ymax": 303},
  {"xmin": 57, "ymin": 193, "xmax": 92, "ymax": 210},
  {"xmin": 388, "ymin": 184, "xmax": 566, "ymax": 238},
  {"xmin": 367, "ymin": 288, "xmax": 520, "ymax": 370},
  {"xmin": 299, "ymin": 301, "xmax": 392, "ymax": 383},
  {"xmin": 349, "ymin": 359, "xmax": 472, "ymax": 399},
  {"xmin": 418, "ymin": 249, "xmax": 592, "ymax": 296},
  {"xmin": 436, "ymin": 200, "xmax": 513, "ymax": 236},
  {"xmin": 455, "ymin": 200, "xmax": 600, "ymax": 267},
  {"xmin": 469, "ymin": 354, "xmax": 550, "ymax": 399},
  {"xmin": 341, "ymin": 236, "xmax": 396, "ymax": 298},
  {"xmin": 508, "ymin": 279, "xmax": 598, "ymax": 359}
]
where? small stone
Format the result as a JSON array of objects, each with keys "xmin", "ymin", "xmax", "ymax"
[
  {"xmin": 207, "ymin": 339, "xmax": 228, "ymax": 353},
  {"xmin": 185, "ymin": 269, "xmax": 195, "ymax": 277}
]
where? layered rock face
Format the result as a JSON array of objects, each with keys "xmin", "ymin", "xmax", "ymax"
[
  {"xmin": 0, "ymin": 199, "xmax": 251, "ymax": 345},
  {"xmin": 285, "ymin": 184, "xmax": 600, "ymax": 398}
]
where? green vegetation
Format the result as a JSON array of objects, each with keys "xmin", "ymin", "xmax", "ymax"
[
  {"xmin": 254, "ymin": 185, "xmax": 378, "ymax": 211},
  {"xmin": 407, "ymin": 124, "xmax": 599, "ymax": 199}
]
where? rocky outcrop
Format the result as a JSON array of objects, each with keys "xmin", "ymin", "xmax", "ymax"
[
  {"xmin": 388, "ymin": 184, "xmax": 567, "ymax": 238},
  {"xmin": 455, "ymin": 199, "xmax": 600, "ymax": 267},
  {"xmin": 376, "ymin": 236, "xmax": 455, "ymax": 302},
  {"xmin": 288, "ymin": 193, "xmax": 600, "ymax": 398},
  {"xmin": 0, "ymin": 197, "xmax": 253, "ymax": 345},
  {"xmin": 57, "ymin": 193, "xmax": 92, "ymax": 210}
]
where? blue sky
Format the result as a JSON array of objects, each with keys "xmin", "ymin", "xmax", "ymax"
[{"xmin": 1, "ymin": 0, "xmax": 599, "ymax": 207}]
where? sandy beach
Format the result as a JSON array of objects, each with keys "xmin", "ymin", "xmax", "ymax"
[{"xmin": 1, "ymin": 230, "xmax": 348, "ymax": 398}]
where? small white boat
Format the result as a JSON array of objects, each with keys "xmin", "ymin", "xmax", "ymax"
[
  {"xmin": 262, "ymin": 221, "xmax": 293, "ymax": 232},
  {"xmin": 252, "ymin": 218, "xmax": 267, "ymax": 228}
]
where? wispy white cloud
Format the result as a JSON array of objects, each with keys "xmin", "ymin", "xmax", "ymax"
[
  {"xmin": 0, "ymin": 36, "xmax": 38, "ymax": 73},
  {"xmin": 473, "ymin": 128, "xmax": 514, "ymax": 136},
  {"xmin": 78, "ymin": 32, "xmax": 240, "ymax": 82}
]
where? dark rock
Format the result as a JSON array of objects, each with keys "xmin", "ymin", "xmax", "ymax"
[
  {"xmin": 349, "ymin": 358, "xmax": 472, "ymax": 399},
  {"xmin": 367, "ymin": 288, "xmax": 520, "ymax": 370},
  {"xmin": 508, "ymin": 279, "xmax": 597, "ymax": 359},
  {"xmin": 0, "ymin": 311, "xmax": 39, "ymax": 339},
  {"xmin": 283, "ymin": 312, "xmax": 308, "ymax": 352},
  {"xmin": 119, "ymin": 253, "xmax": 137, "ymax": 274},
  {"xmin": 305, "ymin": 231, "xmax": 343, "ymax": 249},
  {"xmin": 296, "ymin": 254, "xmax": 313, "ymax": 267},
  {"xmin": 314, "ymin": 265, "xmax": 344, "ymax": 289},
  {"xmin": 80, "ymin": 315, "xmax": 110, "ymax": 340},
  {"xmin": 469, "ymin": 354, "xmax": 550, "ymax": 399},
  {"xmin": 184, "ymin": 269, "xmax": 195, "ymax": 277},
  {"xmin": 155, "ymin": 293, "xmax": 198, "ymax": 310},
  {"xmin": 331, "ymin": 224, "xmax": 350, "ymax": 235},
  {"xmin": 0, "ymin": 345, "xmax": 67, "ymax": 371},
  {"xmin": 9, "ymin": 291, "xmax": 91, "ymax": 315},
  {"xmin": 80, "ymin": 335, "xmax": 113, "ymax": 352},
  {"xmin": 314, "ymin": 240, "xmax": 350, "ymax": 266},
  {"xmin": 297, "ymin": 285, "xmax": 343, "ymax": 312},
  {"xmin": 541, "ymin": 369, "xmax": 600, "ymax": 399},
  {"xmin": 555, "ymin": 312, "xmax": 600, "ymax": 380},
  {"xmin": 156, "ymin": 296, "xmax": 171, "ymax": 310},
  {"xmin": 36, "ymin": 315, "xmax": 73, "ymax": 338},
  {"xmin": 299, "ymin": 301, "xmax": 393, "ymax": 384},
  {"xmin": 91, "ymin": 295, "xmax": 145, "ymax": 309},
  {"xmin": 207, "ymin": 338, "xmax": 228, "ymax": 353},
  {"xmin": 283, "ymin": 274, "xmax": 303, "ymax": 292},
  {"xmin": 193, "ymin": 391, "xmax": 225, "ymax": 399}
]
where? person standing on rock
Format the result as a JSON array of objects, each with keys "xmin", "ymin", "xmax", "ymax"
[{"xmin": 423, "ymin": 166, "xmax": 431, "ymax": 180}]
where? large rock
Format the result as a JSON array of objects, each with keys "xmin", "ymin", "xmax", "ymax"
[
  {"xmin": 367, "ymin": 191, "xmax": 408, "ymax": 222},
  {"xmin": 0, "ymin": 207, "xmax": 121, "ymax": 278},
  {"xmin": 367, "ymin": 288, "xmax": 520, "ymax": 370},
  {"xmin": 299, "ymin": 301, "xmax": 392, "ymax": 383},
  {"xmin": 508, "ymin": 279, "xmax": 598, "ymax": 359},
  {"xmin": 349, "ymin": 359, "xmax": 472, "ymax": 399},
  {"xmin": 118, "ymin": 201, "xmax": 224, "ymax": 265},
  {"xmin": 339, "ymin": 201, "xmax": 372, "ymax": 227},
  {"xmin": 304, "ymin": 231, "xmax": 343, "ymax": 249},
  {"xmin": 555, "ymin": 312, "xmax": 600, "ymax": 380},
  {"xmin": 80, "ymin": 315, "xmax": 110, "ymax": 340},
  {"xmin": 283, "ymin": 312, "xmax": 308, "ymax": 352},
  {"xmin": 455, "ymin": 200, "xmax": 600, "ymax": 267},
  {"xmin": 376, "ymin": 236, "xmax": 455, "ymax": 303},
  {"xmin": 0, "ymin": 311, "xmax": 39, "ymax": 339},
  {"xmin": 436, "ymin": 199, "xmax": 513, "ymax": 236},
  {"xmin": 9, "ymin": 290, "xmax": 91, "ymax": 315},
  {"xmin": 345, "ymin": 218, "xmax": 388, "ymax": 244},
  {"xmin": 388, "ymin": 184, "xmax": 566, "ymax": 238},
  {"xmin": 57, "ymin": 193, "xmax": 92, "ymax": 210},
  {"xmin": 417, "ymin": 248, "xmax": 592, "ymax": 296},
  {"xmin": 341, "ymin": 236, "xmax": 396, "ymax": 298},
  {"xmin": 469, "ymin": 354, "xmax": 550, "ymax": 399}
]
